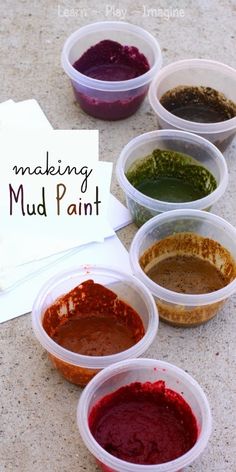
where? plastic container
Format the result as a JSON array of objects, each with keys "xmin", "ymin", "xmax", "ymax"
[
  {"xmin": 116, "ymin": 130, "xmax": 228, "ymax": 227},
  {"xmin": 129, "ymin": 209, "xmax": 236, "ymax": 327},
  {"xmin": 32, "ymin": 266, "xmax": 158, "ymax": 386},
  {"xmin": 61, "ymin": 21, "xmax": 162, "ymax": 120},
  {"xmin": 149, "ymin": 59, "xmax": 236, "ymax": 151},
  {"xmin": 77, "ymin": 358, "xmax": 212, "ymax": 472}
]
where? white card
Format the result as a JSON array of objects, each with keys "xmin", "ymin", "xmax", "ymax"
[
  {"xmin": 0, "ymin": 99, "xmax": 52, "ymax": 130},
  {"xmin": 0, "ymin": 130, "xmax": 114, "ymax": 267}
]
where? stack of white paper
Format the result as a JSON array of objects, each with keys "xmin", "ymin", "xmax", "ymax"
[{"xmin": 0, "ymin": 99, "xmax": 132, "ymax": 322}]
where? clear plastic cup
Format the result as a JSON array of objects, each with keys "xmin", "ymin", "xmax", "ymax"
[
  {"xmin": 61, "ymin": 21, "xmax": 162, "ymax": 120},
  {"xmin": 116, "ymin": 130, "xmax": 228, "ymax": 227},
  {"xmin": 77, "ymin": 358, "xmax": 212, "ymax": 472},
  {"xmin": 129, "ymin": 209, "xmax": 236, "ymax": 327},
  {"xmin": 32, "ymin": 265, "xmax": 159, "ymax": 386},
  {"xmin": 148, "ymin": 59, "xmax": 236, "ymax": 151}
]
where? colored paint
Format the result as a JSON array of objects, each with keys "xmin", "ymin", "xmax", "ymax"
[
  {"xmin": 147, "ymin": 254, "xmax": 228, "ymax": 294},
  {"xmin": 43, "ymin": 279, "xmax": 145, "ymax": 357},
  {"xmin": 72, "ymin": 40, "xmax": 150, "ymax": 120},
  {"xmin": 160, "ymin": 85, "xmax": 236, "ymax": 123},
  {"xmin": 126, "ymin": 148, "xmax": 217, "ymax": 226},
  {"xmin": 89, "ymin": 380, "xmax": 198, "ymax": 465}
]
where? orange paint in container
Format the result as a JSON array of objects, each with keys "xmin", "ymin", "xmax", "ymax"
[
  {"xmin": 32, "ymin": 267, "xmax": 159, "ymax": 386},
  {"xmin": 43, "ymin": 279, "xmax": 144, "ymax": 384}
]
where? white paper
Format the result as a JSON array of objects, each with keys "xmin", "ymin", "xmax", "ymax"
[
  {"xmin": 0, "ymin": 99, "xmax": 131, "ymax": 232},
  {"xmin": 0, "ymin": 129, "xmax": 114, "ymax": 267},
  {"xmin": 108, "ymin": 194, "xmax": 132, "ymax": 230},
  {"xmin": 0, "ymin": 99, "xmax": 132, "ymax": 317},
  {"xmin": 0, "ymin": 234, "xmax": 131, "ymax": 323},
  {"xmin": 0, "ymin": 249, "xmax": 77, "ymax": 291},
  {"xmin": 0, "ymin": 99, "xmax": 52, "ymax": 130},
  {"xmin": 0, "ymin": 191, "xmax": 131, "ymax": 291},
  {"xmin": 0, "ymin": 99, "xmax": 15, "ymax": 113}
]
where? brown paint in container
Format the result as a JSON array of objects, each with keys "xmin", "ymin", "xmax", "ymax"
[
  {"xmin": 130, "ymin": 210, "xmax": 236, "ymax": 328},
  {"xmin": 139, "ymin": 232, "xmax": 236, "ymax": 327}
]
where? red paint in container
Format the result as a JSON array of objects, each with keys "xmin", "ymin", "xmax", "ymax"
[
  {"xmin": 73, "ymin": 40, "xmax": 150, "ymax": 81},
  {"xmin": 72, "ymin": 40, "xmax": 150, "ymax": 120},
  {"xmin": 61, "ymin": 22, "xmax": 162, "ymax": 121},
  {"xmin": 77, "ymin": 359, "xmax": 212, "ymax": 472},
  {"xmin": 89, "ymin": 380, "xmax": 198, "ymax": 466}
]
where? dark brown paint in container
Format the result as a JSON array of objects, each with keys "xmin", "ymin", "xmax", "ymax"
[{"xmin": 160, "ymin": 85, "xmax": 236, "ymax": 123}]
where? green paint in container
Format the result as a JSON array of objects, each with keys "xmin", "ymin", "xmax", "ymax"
[{"xmin": 125, "ymin": 149, "xmax": 217, "ymax": 226}]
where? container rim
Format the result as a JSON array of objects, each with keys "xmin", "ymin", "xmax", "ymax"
[
  {"xmin": 129, "ymin": 209, "xmax": 236, "ymax": 306},
  {"xmin": 77, "ymin": 358, "xmax": 212, "ymax": 472},
  {"xmin": 61, "ymin": 21, "xmax": 162, "ymax": 91},
  {"xmin": 31, "ymin": 265, "xmax": 159, "ymax": 369},
  {"xmin": 149, "ymin": 58, "xmax": 236, "ymax": 134},
  {"xmin": 116, "ymin": 129, "xmax": 228, "ymax": 212}
]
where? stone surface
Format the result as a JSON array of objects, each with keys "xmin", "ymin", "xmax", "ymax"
[{"xmin": 1, "ymin": 1, "xmax": 236, "ymax": 471}]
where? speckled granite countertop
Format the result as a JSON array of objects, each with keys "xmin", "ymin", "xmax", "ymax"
[{"xmin": 1, "ymin": 1, "xmax": 236, "ymax": 471}]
